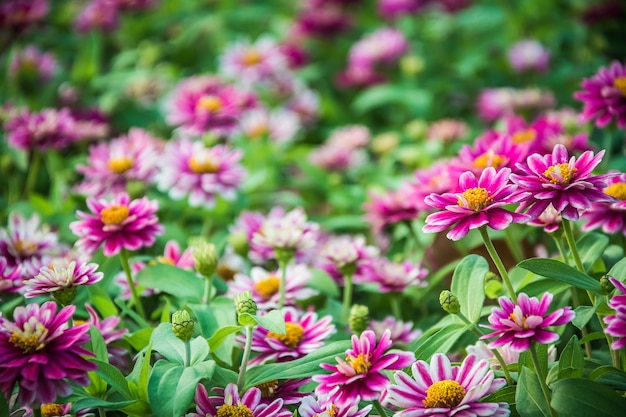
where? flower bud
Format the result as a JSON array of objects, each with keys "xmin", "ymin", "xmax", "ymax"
[
  {"xmin": 52, "ymin": 286, "xmax": 77, "ymax": 306},
  {"xmin": 193, "ymin": 241, "xmax": 218, "ymax": 278},
  {"xmin": 601, "ymin": 275, "xmax": 615, "ymax": 294},
  {"xmin": 439, "ymin": 290, "xmax": 460, "ymax": 314},
  {"xmin": 234, "ymin": 291, "xmax": 258, "ymax": 326},
  {"xmin": 172, "ymin": 310, "xmax": 194, "ymax": 342},
  {"xmin": 227, "ymin": 230, "xmax": 249, "ymax": 257},
  {"xmin": 349, "ymin": 304, "xmax": 370, "ymax": 336}
]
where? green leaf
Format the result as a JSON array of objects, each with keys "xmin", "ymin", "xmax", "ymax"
[
  {"xmin": 579, "ymin": 331, "xmax": 607, "ymax": 345},
  {"xmin": 207, "ymin": 325, "xmax": 243, "ymax": 351},
  {"xmin": 551, "ymin": 378, "xmax": 626, "ymax": 417},
  {"xmin": 136, "ymin": 263, "xmax": 204, "ymax": 301},
  {"xmin": 516, "ymin": 366, "xmax": 551, "ymax": 417},
  {"xmin": 608, "ymin": 257, "xmax": 626, "ymax": 281},
  {"xmin": 89, "ymin": 325, "xmax": 109, "ymax": 363},
  {"xmin": 572, "ymin": 305, "xmax": 598, "ymax": 330},
  {"xmin": 92, "ymin": 359, "xmax": 134, "ymax": 400},
  {"xmin": 251, "ymin": 309, "xmax": 286, "ymax": 334},
  {"xmin": 71, "ymin": 398, "xmax": 138, "ymax": 413},
  {"xmin": 352, "ymin": 85, "xmax": 431, "ymax": 115},
  {"xmin": 191, "ymin": 298, "xmax": 238, "ymax": 367},
  {"xmin": 517, "ymin": 258, "xmax": 602, "ymax": 293},
  {"xmin": 0, "ymin": 389, "xmax": 9, "ymax": 417},
  {"xmin": 482, "ymin": 385, "xmax": 516, "ymax": 403},
  {"xmin": 557, "ymin": 335, "xmax": 584, "ymax": 379},
  {"xmin": 414, "ymin": 323, "xmax": 469, "ymax": 361},
  {"xmin": 151, "ymin": 323, "xmax": 210, "ymax": 365},
  {"xmin": 88, "ymin": 285, "xmax": 119, "ymax": 317},
  {"xmin": 577, "ymin": 232, "xmax": 609, "ymax": 272},
  {"xmin": 451, "ymin": 255, "xmax": 489, "ymax": 324},
  {"xmin": 125, "ymin": 327, "xmax": 154, "ymax": 351},
  {"xmin": 308, "ymin": 268, "xmax": 339, "ymax": 297}
]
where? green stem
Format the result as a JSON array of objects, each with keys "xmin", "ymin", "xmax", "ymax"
[
  {"xmin": 561, "ymin": 219, "xmax": 585, "ymax": 273},
  {"xmin": 184, "ymin": 340, "xmax": 191, "ymax": 367},
  {"xmin": 237, "ymin": 325, "xmax": 253, "ymax": 390},
  {"xmin": 278, "ymin": 259, "xmax": 288, "ymax": 309},
  {"xmin": 503, "ymin": 227, "xmax": 524, "ymax": 263},
  {"xmin": 23, "ymin": 150, "xmax": 42, "ymax": 198},
  {"xmin": 479, "ymin": 227, "xmax": 517, "ymax": 303},
  {"xmin": 98, "ymin": 407, "xmax": 107, "ymax": 417},
  {"xmin": 342, "ymin": 273, "xmax": 354, "ymax": 323},
  {"xmin": 372, "ymin": 399, "xmax": 389, "ymax": 417},
  {"xmin": 390, "ymin": 293, "xmax": 402, "ymax": 320},
  {"xmin": 120, "ymin": 249, "xmax": 146, "ymax": 321},
  {"xmin": 529, "ymin": 343, "xmax": 557, "ymax": 417},
  {"xmin": 202, "ymin": 275, "xmax": 213, "ymax": 305},
  {"xmin": 406, "ymin": 220, "xmax": 433, "ymax": 270},
  {"xmin": 34, "ymin": 408, "xmax": 42, "ymax": 417}
]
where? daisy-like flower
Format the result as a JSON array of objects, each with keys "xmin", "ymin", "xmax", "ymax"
[
  {"xmin": 407, "ymin": 160, "xmax": 457, "ymax": 212},
  {"xmin": 368, "ymin": 316, "xmax": 422, "ymax": 348},
  {"xmin": 285, "ymin": 86, "xmax": 319, "ymax": 124},
  {"xmin": 423, "ymin": 167, "xmax": 530, "ymax": 241},
  {"xmin": 299, "ymin": 394, "xmax": 372, "ymax": 417},
  {"xmin": 312, "ymin": 329, "xmax": 415, "ymax": 405},
  {"xmin": 309, "ymin": 124, "xmax": 370, "ymax": 170},
  {"xmin": 74, "ymin": 128, "xmax": 161, "ymax": 197},
  {"xmin": 219, "ymin": 36, "xmax": 289, "ymax": 86},
  {"xmin": 9, "ymin": 45, "xmax": 57, "ymax": 83},
  {"xmin": 605, "ymin": 277, "xmax": 626, "ymax": 350},
  {"xmin": 238, "ymin": 107, "xmax": 301, "ymax": 144},
  {"xmin": 189, "ymin": 382, "xmax": 292, "ymax": 417},
  {"xmin": 528, "ymin": 204, "xmax": 562, "ymax": 233},
  {"xmin": 582, "ymin": 171, "xmax": 626, "ymax": 236},
  {"xmin": 70, "ymin": 192, "xmax": 164, "ymax": 257},
  {"xmin": 574, "ymin": 60, "xmax": 626, "ymax": 128},
  {"xmin": 348, "ymin": 28, "xmax": 409, "ymax": 68},
  {"xmin": 244, "ymin": 307, "xmax": 335, "ymax": 366},
  {"xmin": 0, "ymin": 257, "xmax": 22, "ymax": 295},
  {"xmin": 227, "ymin": 264, "xmax": 318, "ymax": 311},
  {"xmin": 22, "ymin": 259, "xmax": 103, "ymax": 302},
  {"xmin": 156, "ymin": 138, "xmax": 246, "ymax": 208},
  {"xmin": 0, "ymin": 301, "xmax": 96, "ymax": 407},
  {"xmin": 254, "ymin": 378, "xmax": 311, "ymax": 406},
  {"xmin": 452, "ymin": 133, "xmax": 528, "ymax": 176},
  {"xmin": 316, "ymin": 234, "xmax": 379, "ymax": 284},
  {"xmin": 359, "ymin": 258, "xmax": 427, "ymax": 292},
  {"xmin": 84, "ymin": 304, "xmax": 129, "ymax": 370},
  {"xmin": 363, "ymin": 183, "xmax": 422, "ymax": 234},
  {"xmin": 426, "ymin": 119, "xmax": 468, "ymax": 143},
  {"xmin": 511, "ymin": 144, "xmax": 616, "ymax": 221},
  {"xmin": 476, "ymin": 87, "xmax": 555, "ymax": 122},
  {"xmin": 386, "ymin": 353, "xmax": 510, "ymax": 417},
  {"xmin": 481, "ymin": 292, "xmax": 575, "ymax": 352},
  {"xmin": 507, "ymin": 39, "xmax": 550, "ymax": 73},
  {"xmin": 5, "ymin": 108, "xmax": 77, "ymax": 150}
]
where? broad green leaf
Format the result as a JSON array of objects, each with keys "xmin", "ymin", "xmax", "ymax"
[
  {"xmin": 517, "ymin": 258, "xmax": 602, "ymax": 293},
  {"xmin": 608, "ymin": 257, "xmax": 626, "ymax": 281},
  {"xmin": 136, "ymin": 263, "xmax": 204, "ymax": 301},
  {"xmin": 192, "ymin": 298, "xmax": 238, "ymax": 366},
  {"xmin": 88, "ymin": 285, "xmax": 119, "ymax": 317},
  {"xmin": 557, "ymin": 335, "xmax": 584, "ymax": 379},
  {"xmin": 71, "ymin": 398, "xmax": 138, "ymax": 413},
  {"xmin": 88, "ymin": 325, "xmax": 109, "ymax": 363},
  {"xmin": 577, "ymin": 232, "xmax": 609, "ymax": 272},
  {"xmin": 0, "ymin": 389, "xmax": 9, "ymax": 417},
  {"xmin": 414, "ymin": 323, "xmax": 469, "ymax": 361},
  {"xmin": 151, "ymin": 323, "xmax": 210, "ymax": 365},
  {"xmin": 516, "ymin": 366, "xmax": 551, "ymax": 417},
  {"xmin": 451, "ymin": 255, "xmax": 489, "ymax": 324},
  {"xmin": 519, "ymin": 279, "xmax": 571, "ymax": 298},
  {"xmin": 252, "ymin": 309, "xmax": 286, "ymax": 334},
  {"xmin": 572, "ymin": 305, "xmax": 598, "ymax": 330},
  {"xmin": 125, "ymin": 327, "xmax": 153, "ymax": 351},
  {"xmin": 579, "ymin": 331, "xmax": 607, "ymax": 345},
  {"xmin": 92, "ymin": 359, "xmax": 134, "ymax": 400},
  {"xmin": 207, "ymin": 325, "xmax": 243, "ymax": 351},
  {"xmin": 482, "ymin": 385, "xmax": 516, "ymax": 404},
  {"xmin": 308, "ymin": 268, "xmax": 339, "ymax": 297},
  {"xmin": 352, "ymin": 85, "xmax": 431, "ymax": 115},
  {"xmin": 551, "ymin": 378, "xmax": 626, "ymax": 417},
  {"xmin": 589, "ymin": 365, "xmax": 626, "ymax": 390}
]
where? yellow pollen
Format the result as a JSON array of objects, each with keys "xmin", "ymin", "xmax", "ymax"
[
  {"xmin": 512, "ymin": 128, "xmax": 537, "ymax": 144},
  {"xmin": 41, "ymin": 404, "xmax": 65, "ymax": 417},
  {"xmin": 9, "ymin": 322, "xmax": 48, "ymax": 353},
  {"xmin": 107, "ymin": 157, "xmax": 134, "ymax": 174},
  {"xmin": 14, "ymin": 239, "xmax": 37, "ymax": 255},
  {"xmin": 74, "ymin": 319, "xmax": 87, "ymax": 326},
  {"xmin": 256, "ymin": 380, "xmax": 278, "ymax": 398},
  {"xmin": 346, "ymin": 353, "xmax": 371, "ymax": 374},
  {"xmin": 423, "ymin": 380, "xmax": 466, "ymax": 409},
  {"xmin": 156, "ymin": 256, "xmax": 176, "ymax": 265},
  {"xmin": 327, "ymin": 404, "xmax": 338, "ymax": 417},
  {"xmin": 605, "ymin": 182, "xmax": 626, "ymax": 200},
  {"xmin": 458, "ymin": 187, "xmax": 492, "ymax": 212},
  {"xmin": 216, "ymin": 403, "xmax": 254, "ymax": 417},
  {"xmin": 254, "ymin": 275, "xmax": 281, "ymax": 300},
  {"xmin": 508, "ymin": 312, "xmax": 529, "ymax": 329},
  {"xmin": 543, "ymin": 163, "xmax": 577, "ymax": 185},
  {"xmin": 474, "ymin": 151, "xmax": 506, "ymax": 169},
  {"xmin": 614, "ymin": 76, "xmax": 626, "ymax": 96},
  {"xmin": 198, "ymin": 95, "xmax": 223, "ymax": 112},
  {"xmin": 266, "ymin": 322, "xmax": 305, "ymax": 348},
  {"xmin": 242, "ymin": 49, "xmax": 262, "ymax": 66},
  {"xmin": 100, "ymin": 205, "xmax": 130, "ymax": 226},
  {"xmin": 188, "ymin": 156, "xmax": 220, "ymax": 174}
]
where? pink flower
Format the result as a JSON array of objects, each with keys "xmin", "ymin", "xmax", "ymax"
[
  {"xmin": 335, "ymin": 64, "xmax": 386, "ymax": 89},
  {"xmin": 238, "ymin": 108, "xmax": 301, "ymax": 144},
  {"xmin": 0, "ymin": 256, "xmax": 22, "ymax": 296},
  {"xmin": 604, "ymin": 277, "xmax": 626, "ymax": 350},
  {"xmin": 9, "ymin": 46, "xmax": 57, "ymax": 82},
  {"xmin": 254, "ymin": 379, "xmax": 311, "ymax": 406},
  {"xmin": 0, "ymin": 302, "xmax": 96, "ymax": 407},
  {"xmin": 348, "ymin": 28, "xmax": 409, "ymax": 68},
  {"xmin": 423, "ymin": 167, "xmax": 530, "ymax": 241},
  {"xmin": 73, "ymin": 0, "xmax": 119, "ymax": 33},
  {"xmin": 507, "ymin": 39, "xmax": 550, "ymax": 73},
  {"xmin": 316, "ymin": 234, "xmax": 379, "ymax": 285},
  {"xmin": 581, "ymin": 171, "xmax": 626, "ymax": 235},
  {"xmin": 386, "ymin": 353, "xmax": 509, "ymax": 417},
  {"xmin": 5, "ymin": 108, "xmax": 77, "ymax": 150},
  {"xmin": 70, "ymin": 193, "xmax": 163, "ymax": 257},
  {"xmin": 23, "ymin": 259, "xmax": 103, "ymax": 299},
  {"xmin": 511, "ymin": 144, "xmax": 615, "ymax": 221},
  {"xmin": 299, "ymin": 394, "xmax": 372, "ymax": 417},
  {"xmin": 189, "ymin": 383, "xmax": 292, "ymax": 417},
  {"xmin": 466, "ymin": 340, "xmax": 556, "ymax": 370},
  {"xmin": 309, "ymin": 125, "xmax": 370, "ymax": 171},
  {"xmin": 528, "ymin": 204, "xmax": 562, "ymax": 233},
  {"xmin": 285, "ymin": 87, "xmax": 319, "ymax": 124},
  {"xmin": 407, "ymin": 160, "xmax": 458, "ymax": 212},
  {"xmin": 156, "ymin": 139, "xmax": 246, "ymax": 208},
  {"xmin": 363, "ymin": 183, "xmax": 422, "ymax": 234},
  {"xmin": 0, "ymin": 0, "xmax": 49, "ymax": 31},
  {"xmin": 359, "ymin": 258, "xmax": 427, "ymax": 292},
  {"xmin": 295, "ymin": 1, "xmax": 352, "ymax": 38},
  {"xmin": 481, "ymin": 292, "xmax": 575, "ymax": 352},
  {"xmin": 368, "ymin": 316, "xmax": 422, "ymax": 348},
  {"xmin": 426, "ymin": 119, "xmax": 468, "ymax": 143},
  {"xmin": 312, "ymin": 329, "xmax": 415, "ymax": 404},
  {"xmin": 378, "ymin": 0, "xmax": 427, "ymax": 20},
  {"xmin": 452, "ymin": 133, "xmax": 528, "ymax": 176},
  {"xmin": 574, "ymin": 61, "xmax": 626, "ymax": 128},
  {"xmin": 219, "ymin": 36, "xmax": 289, "ymax": 87},
  {"xmin": 476, "ymin": 87, "xmax": 555, "ymax": 122}
]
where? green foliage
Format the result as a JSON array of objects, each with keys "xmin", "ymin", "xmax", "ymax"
[{"xmin": 451, "ymin": 254, "xmax": 489, "ymax": 324}]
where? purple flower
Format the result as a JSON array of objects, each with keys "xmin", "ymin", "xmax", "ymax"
[
  {"xmin": 315, "ymin": 234, "xmax": 379, "ymax": 285},
  {"xmin": 299, "ymin": 394, "xmax": 372, "ymax": 417},
  {"xmin": 581, "ymin": 171, "xmax": 626, "ymax": 236},
  {"xmin": 359, "ymin": 258, "xmax": 427, "ymax": 292},
  {"xmin": 348, "ymin": 28, "xmax": 409, "ymax": 68},
  {"xmin": 481, "ymin": 292, "xmax": 575, "ymax": 352},
  {"xmin": 386, "ymin": 353, "xmax": 510, "ymax": 417},
  {"xmin": 0, "ymin": 302, "xmax": 96, "ymax": 407},
  {"xmin": 574, "ymin": 61, "xmax": 626, "ymax": 128},
  {"xmin": 5, "ymin": 108, "xmax": 77, "ymax": 150},
  {"xmin": 511, "ymin": 144, "xmax": 616, "ymax": 221},
  {"xmin": 507, "ymin": 39, "xmax": 550, "ymax": 73},
  {"xmin": 9, "ymin": 46, "xmax": 57, "ymax": 83},
  {"xmin": 363, "ymin": 183, "xmax": 422, "ymax": 234},
  {"xmin": 368, "ymin": 316, "xmax": 422, "ymax": 348},
  {"xmin": 312, "ymin": 329, "xmax": 415, "ymax": 404},
  {"xmin": 378, "ymin": 0, "xmax": 427, "ymax": 20},
  {"xmin": 423, "ymin": 167, "xmax": 530, "ymax": 241},
  {"xmin": 23, "ymin": 259, "xmax": 103, "ymax": 299},
  {"xmin": 0, "ymin": 257, "xmax": 22, "ymax": 295},
  {"xmin": 0, "ymin": 0, "xmax": 49, "ymax": 32},
  {"xmin": 189, "ymin": 383, "xmax": 292, "ymax": 417},
  {"xmin": 604, "ymin": 277, "xmax": 626, "ymax": 350},
  {"xmin": 73, "ymin": 0, "xmax": 119, "ymax": 33}
]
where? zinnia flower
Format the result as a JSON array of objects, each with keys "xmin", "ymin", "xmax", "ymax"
[
  {"xmin": 70, "ymin": 192, "xmax": 164, "ymax": 257},
  {"xmin": 507, "ymin": 39, "xmax": 550, "ymax": 73},
  {"xmin": 23, "ymin": 259, "xmax": 103, "ymax": 301},
  {"xmin": 574, "ymin": 60, "xmax": 626, "ymax": 128},
  {"xmin": 386, "ymin": 353, "xmax": 510, "ymax": 417},
  {"xmin": 0, "ymin": 0, "xmax": 49, "ymax": 31},
  {"xmin": 581, "ymin": 171, "xmax": 626, "ymax": 236},
  {"xmin": 348, "ymin": 28, "xmax": 409, "ymax": 68},
  {"xmin": 481, "ymin": 292, "xmax": 575, "ymax": 352},
  {"xmin": 312, "ymin": 329, "xmax": 415, "ymax": 405},
  {"xmin": 189, "ymin": 382, "xmax": 292, "ymax": 417},
  {"xmin": 219, "ymin": 36, "xmax": 289, "ymax": 87},
  {"xmin": 9, "ymin": 45, "xmax": 57, "ymax": 83},
  {"xmin": 316, "ymin": 234, "xmax": 379, "ymax": 284},
  {"xmin": 359, "ymin": 258, "xmax": 427, "ymax": 292},
  {"xmin": 423, "ymin": 167, "xmax": 530, "ymax": 241},
  {"xmin": 0, "ymin": 301, "xmax": 96, "ymax": 407},
  {"xmin": 299, "ymin": 394, "xmax": 372, "ymax": 417},
  {"xmin": 604, "ymin": 277, "xmax": 626, "ymax": 350},
  {"xmin": 466, "ymin": 340, "xmax": 556, "ymax": 370},
  {"xmin": 368, "ymin": 317, "xmax": 422, "ymax": 348},
  {"xmin": 253, "ymin": 379, "xmax": 311, "ymax": 406},
  {"xmin": 5, "ymin": 108, "xmax": 77, "ymax": 150},
  {"xmin": 0, "ymin": 257, "xmax": 22, "ymax": 295}
]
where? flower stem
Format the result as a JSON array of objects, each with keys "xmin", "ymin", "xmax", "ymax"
[
  {"xmin": 278, "ymin": 259, "xmax": 288, "ymax": 309},
  {"xmin": 530, "ymin": 343, "xmax": 557, "ymax": 417},
  {"xmin": 34, "ymin": 408, "xmax": 42, "ymax": 417},
  {"xmin": 98, "ymin": 407, "xmax": 107, "ymax": 417},
  {"xmin": 479, "ymin": 227, "xmax": 517, "ymax": 303},
  {"xmin": 184, "ymin": 339, "xmax": 191, "ymax": 367},
  {"xmin": 503, "ymin": 227, "xmax": 524, "ymax": 263},
  {"xmin": 372, "ymin": 399, "xmax": 388, "ymax": 417},
  {"xmin": 23, "ymin": 150, "xmax": 41, "ymax": 198},
  {"xmin": 341, "ymin": 273, "xmax": 354, "ymax": 323},
  {"xmin": 120, "ymin": 249, "xmax": 146, "ymax": 321},
  {"xmin": 390, "ymin": 293, "xmax": 402, "ymax": 320},
  {"xmin": 202, "ymin": 275, "xmax": 213, "ymax": 305},
  {"xmin": 237, "ymin": 325, "xmax": 253, "ymax": 390},
  {"xmin": 561, "ymin": 219, "xmax": 585, "ymax": 273}
]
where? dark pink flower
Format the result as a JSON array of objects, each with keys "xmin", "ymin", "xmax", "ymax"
[
  {"xmin": 348, "ymin": 28, "xmax": 409, "ymax": 68},
  {"xmin": 581, "ymin": 171, "xmax": 626, "ymax": 235},
  {"xmin": 189, "ymin": 383, "xmax": 292, "ymax": 417},
  {"xmin": 574, "ymin": 61, "xmax": 626, "ymax": 128},
  {"xmin": 73, "ymin": 0, "xmax": 119, "ymax": 33},
  {"xmin": 9, "ymin": 46, "xmax": 57, "ymax": 83},
  {"xmin": 0, "ymin": 257, "xmax": 22, "ymax": 295},
  {"xmin": 359, "ymin": 258, "xmax": 427, "ymax": 292},
  {"xmin": 368, "ymin": 316, "xmax": 422, "ymax": 348},
  {"xmin": 378, "ymin": 0, "xmax": 428, "ymax": 20},
  {"xmin": 315, "ymin": 234, "xmax": 379, "ymax": 285},
  {"xmin": 481, "ymin": 292, "xmax": 575, "ymax": 352},
  {"xmin": 476, "ymin": 88, "xmax": 554, "ymax": 122},
  {"xmin": 0, "ymin": 0, "xmax": 48, "ymax": 31},
  {"xmin": 298, "ymin": 394, "xmax": 372, "ymax": 417},
  {"xmin": 604, "ymin": 277, "xmax": 626, "ymax": 350},
  {"xmin": 0, "ymin": 302, "xmax": 96, "ymax": 407},
  {"xmin": 364, "ymin": 183, "xmax": 422, "ymax": 234},
  {"xmin": 295, "ymin": 1, "xmax": 352, "ymax": 38},
  {"xmin": 254, "ymin": 379, "xmax": 311, "ymax": 406},
  {"xmin": 23, "ymin": 259, "xmax": 103, "ymax": 299},
  {"xmin": 5, "ymin": 108, "xmax": 77, "ymax": 150}
]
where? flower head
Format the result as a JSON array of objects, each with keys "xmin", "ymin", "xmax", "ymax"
[
  {"xmin": 363, "ymin": 183, "xmax": 422, "ymax": 234},
  {"xmin": 0, "ymin": 0, "xmax": 49, "ymax": 32},
  {"xmin": 582, "ymin": 171, "xmax": 626, "ymax": 236},
  {"xmin": 508, "ymin": 39, "xmax": 550, "ymax": 73},
  {"xmin": 604, "ymin": 277, "xmax": 626, "ymax": 350},
  {"xmin": 23, "ymin": 259, "xmax": 103, "ymax": 300},
  {"xmin": 481, "ymin": 292, "xmax": 575, "ymax": 352},
  {"xmin": 299, "ymin": 394, "xmax": 372, "ymax": 417},
  {"xmin": 359, "ymin": 258, "xmax": 428, "ymax": 292},
  {"xmin": 368, "ymin": 316, "xmax": 422, "ymax": 348},
  {"xmin": 74, "ymin": 0, "xmax": 119, "ymax": 33},
  {"xmin": 466, "ymin": 340, "xmax": 556, "ymax": 370},
  {"xmin": 9, "ymin": 45, "xmax": 57, "ymax": 83},
  {"xmin": 0, "ymin": 257, "xmax": 23, "ymax": 295},
  {"xmin": 386, "ymin": 353, "xmax": 510, "ymax": 417},
  {"xmin": 189, "ymin": 382, "xmax": 292, "ymax": 417},
  {"xmin": 476, "ymin": 87, "xmax": 555, "ymax": 122},
  {"xmin": 5, "ymin": 108, "xmax": 77, "ymax": 150},
  {"xmin": 574, "ymin": 60, "xmax": 626, "ymax": 128},
  {"xmin": 219, "ymin": 36, "xmax": 289, "ymax": 87},
  {"xmin": 348, "ymin": 28, "xmax": 409, "ymax": 68},
  {"xmin": 316, "ymin": 234, "xmax": 379, "ymax": 284}
]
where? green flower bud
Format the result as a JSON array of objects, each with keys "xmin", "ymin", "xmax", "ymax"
[
  {"xmin": 193, "ymin": 241, "xmax": 218, "ymax": 278},
  {"xmin": 52, "ymin": 286, "xmax": 77, "ymax": 306},
  {"xmin": 349, "ymin": 304, "xmax": 370, "ymax": 336},
  {"xmin": 439, "ymin": 290, "xmax": 460, "ymax": 314},
  {"xmin": 400, "ymin": 55, "xmax": 425, "ymax": 76},
  {"xmin": 227, "ymin": 230, "xmax": 249, "ymax": 257},
  {"xmin": 600, "ymin": 275, "xmax": 615, "ymax": 294},
  {"xmin": 172, "ymin": 310, "xmax": 194, "ymax": 342},
  {"xmin": 274, "ymin": 248, "xmax": 295, "ymax": 265},
  {"xmin": 234, "ymin": 291, "xmax": 258, "ymax": 326}
]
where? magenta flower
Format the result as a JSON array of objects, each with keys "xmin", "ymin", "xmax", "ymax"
[
  {"xmin": 5, "ymin": 108, "xmax": 77, "ymax": 150},
  {"xmin": 528, "ymin": 204, "xmax": 562, "ymax": 233},
  {"xmin": 0, "ymin": 302, "xmax": 96, "ymax": 407},
  {"xmin": 481, "ymin": 292, "xmax": 575, "ymax": 352},
  {"xmin": 507, "ymin": 39, "xmax": 550, "ymax": 73},
  {"xmin": 386, "ymin": 353, "xmax": 510, "ymax": 417},
  {"xmin": 348, "ymin": 28, "xmax": 409, "ymax": 68},
  {"xmin": 604, "ymin": 277, "xmax": 626, "ymax": 350},
  {"xmin": 73, "ymin": 0, "xmax": 119, "ymax": 33},
  {"xmin": 70, "ymin": 193, "xmax": 164, "ymax": 257},
  {"xmin": 189, "ymin": 383, "xmax": 292, "ymax": 417},
  {"xmin": 84, "ymin": 304, "xmax": 129, "ymax": 370},
  {"xmin": 295, "ymin": 1, "xmax": 352, "ymax": 38},
  {"xmin": 407, "ymin": 160, "xmax": 457, "ymax": 212},
  {"xmin": 219, "ymin": 36, "xmax": 289, "ymax": 86},
  {"xmin": 316, "ymin": 234, "xmax": 379, "ymax": 285},
  {"xmin": 574, "ymin": 60, "xmax": 626, "ymax": 128},
  {"xmin": 309, "ymin": 125, "xmax": 370, "ymax": 171},
  {"xmin": 359, "ymin": 258, "xmax": 427, "ymax": 292},
  {"xmin": 312, "ymin": 329, "xmax": 415, "ymax": 405},
  {"xmin": 156, "ymin": 138, "xmax": 246, "ymax": 208},
  {"xmin": 453, "ymin": 133, "xmax": 528, "ymax": 176},
  {"xmin": 368, "ymin": 316, "xmax": 422, "ymax": 348},
  {"xmin": 423, "ymin": 167, "xmax": 530, "ymax": 241},
  {"xmin": 254, "ymin": 379, "xmax": 311, "ymax": 406},
  {"xmin": 23, "ymin": 259, "xmax": 103, "ymax": 299},
  {"xmin": 378, "ymin": 0, "xmax": 426, "ymax": 20},
  {"xmin": 299, "ymin": 394, "xmax": 372, "ymax": 417},
  {"xmin": 476, "ymin": 87, "xmax": 555, "ymax": 122},
  {"xmin": 0, "ymin": 256, "xmax": 22, "ymax": 295},
  {"xmin": 511, "ymin": 144, "xmax": 615, "ymax": 221},
  {"xmin": 426, "ymin": 119, "xmax": 468, "ymax": 143},
  {"xmin": 582, "ymin": 171, "xmax": 626, "ymax": 236},
  {"xmin": 9, "ymin": 45, "xmax": 57, "ymax": 83},
  {"xmin": 363, "ymin": 183, "xmax": 422, "ymax": 234},
  {"xmin": 0, "ymin": 0, "xmax": 49, "ymax": 31}
]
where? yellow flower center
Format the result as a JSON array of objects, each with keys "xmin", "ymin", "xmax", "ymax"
[
  {"xmin": 107, "ymin": 157, "xmax": 134, "ymax": 174},
  {"xmin": 509, "ymin": 312, "xmax": 529, "ymax": 329},
  {"xmin": 346, "ymin": 353, "xmax": 371, "ymax": 374},
  {"xmin": 614, "ymin": 76, "xmax": 626, "ymax": 96},
  {"xmin": 247, "ymin": 124, "xmax": 269, "ymax": 139},
  {"xmin": 254, "ymin": 275, "xmax": 281, "ymax": 300},
  {"xmin": 512, "ymin": 128, "xmax": 537, "ymax": 144},
  {"xmin": 198, "ymin": 95, "xmax": 223, "ymax": 112},
  {"xmin": 9, "ymin": 321, "xmax": 48, "ymax": 354},
  {"xmin": 458, "ymin": 187, "xmax": 492, "ymax": 212},
  {"xmin": 100, "ymin": 205, "xmax": 130, "ymax": 226},
  {"xmin": 423, "ymin": 380, "xmax": 466, "ymax": 409},
  {"xmin": 256, "ymin": 380, "xmax": 278, "ymax": 398},
  {"xmin": 266, "ymin": 322, "xmax": 305, "ymax": 348},
  {"xmin": 605, "ymin": 182, "xmax": 626, "ymax": 200},
  {"xmin": 188, "ymin": 156, "xmax": 219, "ymax": 174},
  {"xmin": 242, "ymin": 49, "xmax": 262, "ymax": 66},
  {"xmin": 543, "ymin": 163, "xmax": 577, "ymax": 185},
  {"xmin": 156, "ymin": 256, "xmax": 176, "ymax": 265},
  {"xmin": 14, "ymin": 239, "xmax": 37, "ymax": 255},
  {"xmin": 217, "ymin": 403, "xmax": 254, "ymax": 417},
  {"xmin": 41, "ymin": 404, "xmax": 65, "ymax": 417},
  {"xmin": 474, "ymin": 150, "xmax": 506, "ymax": 169}
]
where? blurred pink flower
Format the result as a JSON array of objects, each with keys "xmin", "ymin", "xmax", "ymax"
[
  {"xmin": 368, "ymin": 316, "xmax": 422, "ymax": 347},
  {"xmin": 0, "ymin": 0, "xmax": 48, "ymax": 31},
  {"xmin": 574, "ymin": 60, "xmax": 626, "ymax": 128},
  {"xmin": 426, "ymin": 119, "xmax": 468, "ymax": 143},
  {"xmin": 316, "ymin": 234, "xmax": 379, "ymax": 285},
  {"xmin": 364, "ymin": 183, "xmax": 422, "ymax": 234},
  {"xmin": 349, "ymin": 28, "xmax": 409, "ymax": 68},
  {"xmin": 360, "ymin": 258, "xmax": 428, "ymax": 292},
  {"xmin": 9, "ymin": 46, "xmax": 57, "ymax": 82},
  {"xmin": 296, "ymin": 0, "xmax": 352, "ymax": 37},
  {"xmin": 238, "ymin": 107, "xmax": 301, "ymax": 143},
  {"xmin": 5, "ymin": 108, "xmax": 77, "ymax": 150},
  {"xmin": 476, "ymin": 87, "xmax": 555, "ymax": 122},
  {"xmin": 74, "ymin": 0, "xmax": 119, "ymax": 33},
  {"xmin": 378, "ymin": 0, "xmax": 427, "ymax": 19},
  {"xmin": 0, "ymin": 257, "xmax": 22, "ymax": 295},
  {"xmin": 604, "ymin": 277, "xmax": 626, "ymax": 350},
  {"xmin": 507, "ymin": 39, "xmax": 550, "ymax": 73},
  {"xmin": 220, "ymin": 36, "xmax": 289, "ymax": 86},
  {"xmin": 582, "ymin": 171, "xmax": 626, "ymax": 235}
]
